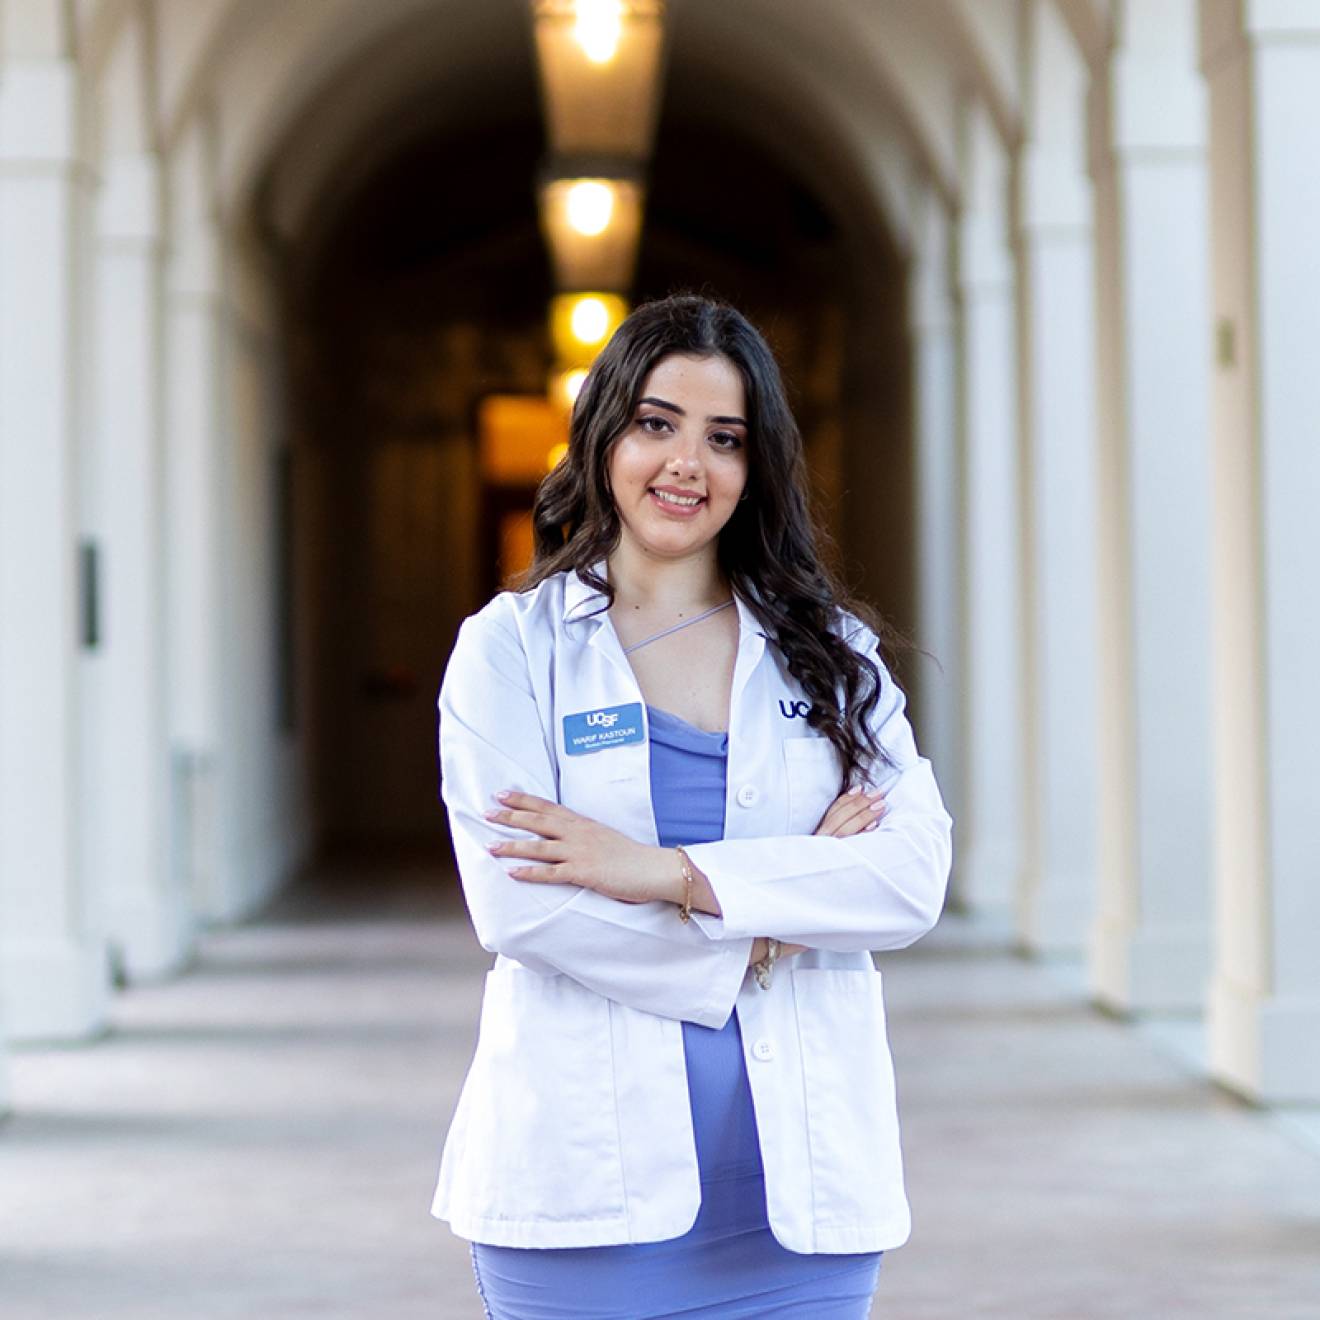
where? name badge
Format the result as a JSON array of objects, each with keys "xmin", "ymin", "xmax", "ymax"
[{"xmin": 563, "ymin": 702, "xmax": 645, "ymax": 756}]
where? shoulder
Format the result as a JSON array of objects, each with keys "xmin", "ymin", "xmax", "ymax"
[
  {"xmin": 829, "ymin": 606, "xmax": 882, "ymax": 662},
  {"xmin": 447, "ymin": 573, "xmax": 572, "ymax": 683},
  {"xmin": 826, "ymin": 606, "xmax": 902, "ymax": 716},
  {"xmin": 461, "ymin": 572, "xmax": 570, "ymax": 643}
]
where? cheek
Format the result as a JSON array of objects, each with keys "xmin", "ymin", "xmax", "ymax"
[
  {"xmin": 715, "ymin": 455, "xmax": 750, "ymax": 504},
  {"xmin": 606, "ymin": 439, "xmax": 645, "ymax": 492}
]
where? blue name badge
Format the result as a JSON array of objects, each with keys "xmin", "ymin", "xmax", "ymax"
[{"xmin": 563, "ymin": 702, "xmax": 645, "ymax": 756}]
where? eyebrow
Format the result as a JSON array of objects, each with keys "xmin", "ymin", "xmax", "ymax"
[{"xmin": 637, "ymin": 396, "xmax": 748, "ymax": 427}]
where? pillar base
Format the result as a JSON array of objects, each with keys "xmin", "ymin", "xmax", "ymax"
[
  {"xmin": 110, "ymin": 894, "xmax": 195, "ymax": 983},
  {"xmin": 1210, "ymin": 975, "xmax": 1320, "ymax": 1104},
  {"xmin": 0, "ymin": 936, "xmax": 108, "ymax": 1042},
  {"xmin": 1090, "ymin": 916, "xmax": 1210, "ymax": 1013},
  {"xmin": 1019, "ymin": 878, "xmax": 1093, "ymax": 955},
  {"xmin": 954, "ymin": 837, "xmax": 1019, "ymax": 913}
]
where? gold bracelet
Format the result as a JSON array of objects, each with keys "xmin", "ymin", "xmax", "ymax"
[
  {"xmin": 753, "ymin": 937, "xmax": 781, "ymax": 990},
  {"xmin": 674, "ymin": 845, "xmax": 694, "ymax": 923}
]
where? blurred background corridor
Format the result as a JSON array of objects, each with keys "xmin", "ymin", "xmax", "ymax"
[{"xmin": 0, "ymin": 1, "xmax": 1318, "ymax": 1315}]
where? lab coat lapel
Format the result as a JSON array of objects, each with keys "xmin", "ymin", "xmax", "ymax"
[
  {"xmin": 729, "ymin": 589, "xmax": 768, "ymax": 708},
  {"xmin": 560, "ymin": 562, "xmax": 657, "ymax": 842},
  {"xmin": 725, "ymin": 590, "xmax": 770, "ymax": 841}
]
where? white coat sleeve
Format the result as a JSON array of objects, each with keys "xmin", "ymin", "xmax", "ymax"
[
  {"xmin": 438, "ymin": 607, "xmax": 753, "ymax": 1028},
  {"xmin": 682, "ymin": 632, "xmax": 954, "ymax": 953}
]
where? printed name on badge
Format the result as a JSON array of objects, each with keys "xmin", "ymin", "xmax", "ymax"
[{"xmin": 563, "ymin": 702, "xmax": 645, "ymax": 756}]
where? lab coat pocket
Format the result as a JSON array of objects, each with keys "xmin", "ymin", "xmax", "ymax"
[
  {"xmin": 783, "ymin": 736, "xmax": 841, "ymax": 834},
  {"xmin": 461, "ymin": 964, "xmax": 625, "ymax": 1223},
  {"xmin": 791, "ymin": 966, "xmax": 907, "ymax": 1229}
]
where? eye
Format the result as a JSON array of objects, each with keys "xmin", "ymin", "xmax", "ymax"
[
  {"xmin": 709, "ymin": 431, "xmax": 743, "ymax": 450},
  {"xmin": 637, "ymin": 414, "xmax": 672, "ymax": 435}
]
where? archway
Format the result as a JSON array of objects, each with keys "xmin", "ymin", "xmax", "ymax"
[{"xmin": 246, "ymin": 5, "xmax": 916, "ymax": 858}]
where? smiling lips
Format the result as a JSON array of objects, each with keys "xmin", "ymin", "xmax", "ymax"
[{"xmin": 648, "ymin": 485, "xmax": 706, "ymax": 514}]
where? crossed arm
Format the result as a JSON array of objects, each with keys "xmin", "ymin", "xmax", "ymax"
[
  {"xmin": 483, "ymin": 784, "xmax": 887, "ymax": 969},
  {"xmin": 438, "ymin": 607, "xmax": 951, "ymax": 1028}
]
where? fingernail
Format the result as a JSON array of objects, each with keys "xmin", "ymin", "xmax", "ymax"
[
  {"xmin": 870, "ymin": 800, "xmax": 885, "ymax": 813},
  {"xmin": 494, "ymin": 790, "xmax": 512, "ymax": 802},
  {"xmin": 486, "ymin": 842, "xmax": 501, "ymax": 853},
  {"xmin": 483, "ymin": 809, "xmax": 501, "ymax": 820},
  {"xmin": 865, "ymin": 820, "xmax": 879, "ymax": 831}
]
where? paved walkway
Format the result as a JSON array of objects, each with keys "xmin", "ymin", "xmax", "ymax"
[{"xmin": 2, "ymin": 862, "xmax": 1318, "ymax": 1319}]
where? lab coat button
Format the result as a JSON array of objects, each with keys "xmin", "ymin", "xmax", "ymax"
[
  {"xmin": 751, "ymin": 1038, "xmax": 775, "ymax": 1061},
  {"xmin": 736, "ymin": 784, "xmax": 759, "ymax": 808}
]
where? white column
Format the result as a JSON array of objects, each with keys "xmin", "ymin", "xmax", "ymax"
[
  {"xmin": 0, "ymin": 54, "xmax": 108, "ymax": 1039},
  {"xmin": 909, "ymin": 184, "xmax": 963, "ymax": 834},
  {"xmin": 1089, "ymin": 0, "xmax": 1214, "ymax": 1011},
  {"xmin": 93, "ymin": 151, "xmax": 192, "ymax": 978},
  {"xmin": 164, "ymin": 120, "xmax": 226, "ymax": 922},
  {"xmin": 1200, "ymin": 0, "xmax": 1320, "ymax": 1103},
  {"xmin": 1014, "ymin": 0, "xmax": 1100, "ymax": 952},
  {"xmin": 954, "ymin": 100, "xmax": 1023, "ymax": 918}
]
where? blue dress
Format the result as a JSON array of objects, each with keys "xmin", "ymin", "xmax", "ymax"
[{"xmin": 468, "ymin": 704, "xmax": 883, "ymax": 1319}]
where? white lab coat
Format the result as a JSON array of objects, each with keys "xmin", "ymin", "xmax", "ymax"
[{"xmin": 430, "ymin": 562, "xmax": 953, "ymax": 1254}]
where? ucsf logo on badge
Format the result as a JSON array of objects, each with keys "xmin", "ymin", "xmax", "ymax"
[{"xmin": 563, "ymin": 703, "xmax": 645, "ymax": 756}]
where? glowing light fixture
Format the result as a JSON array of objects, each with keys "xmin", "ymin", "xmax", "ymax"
[
  {"xmin": 551, "ymin": 292, "xmax": 628, "ymax": 366},
  {"xmin": 566, "ymin": 179, "xmax": 614, "ymax": 235},
  {"xmin": 549, "ymin": 366, "xmax": 590, "ymax": 413},
  {"xmin": 531, "ymin": 1, "xmax": 667, "ymax": 158},
  {"xmin": 539, "ymin": 173, "xmax": 643, "ymax": 290},
  {"xmin": 574, "ymin": 0, "xmax": 623, "ymax": 63},
  {"xmin": 565, "ymin": 367, "xmax": 589, "ymax": 400},
  {"xmin": 572, "ymin": 296, "xmax": 610, "ymax": 343}
]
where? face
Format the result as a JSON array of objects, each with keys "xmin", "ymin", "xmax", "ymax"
[{"xmin": 605, "ymin": 353, "xmax": 750, "ymax": 562}]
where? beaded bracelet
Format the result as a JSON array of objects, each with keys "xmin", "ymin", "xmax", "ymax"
[
  {"xmin": 753, "ymin": 937, "xmax": 781, "ymax": 990},
  {"xmin": 674, "ymin": 845, "xmax": 695, "ymax": 923}
]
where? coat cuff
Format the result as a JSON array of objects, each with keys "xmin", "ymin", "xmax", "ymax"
[{"xmin": 693, "ymin": 932, "xmax": 754, "ymax": 1027}]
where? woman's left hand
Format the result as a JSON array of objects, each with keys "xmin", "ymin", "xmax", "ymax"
[{"xmin": 484, "ymin": 790, "xmax": 680, "ymax": 905}]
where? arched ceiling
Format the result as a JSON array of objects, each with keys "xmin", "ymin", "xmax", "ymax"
[
  {"xmin": 237, "ymin": 0, "xmax": 992, "ymax": 264},
  {"xmin": 72, "ymin": 0, "xmax": 1049, "ymax": 261}
]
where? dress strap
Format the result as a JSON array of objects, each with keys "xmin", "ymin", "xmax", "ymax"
[{"xmin": 621, "ymin": 599, "xmax": 735, "ymax": 655}]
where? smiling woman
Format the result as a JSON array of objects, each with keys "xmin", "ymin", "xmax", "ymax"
[
  {"xmin": 432, "ymin": 294, "xmax": 953, "ymax": 1319},
  {"xmin": 608, "ymin": 354, "xmax": 749, "ymax": 553},
  {"xmin": 524, "ymin": 294, "xmax": 905, "ymax": 782}
]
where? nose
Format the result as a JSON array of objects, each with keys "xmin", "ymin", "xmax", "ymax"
[{"xmin": 665, "ymin": 431, "xmax": 704, "ymax": 477}]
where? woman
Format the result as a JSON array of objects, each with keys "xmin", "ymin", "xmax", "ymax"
[{"xmin": 432, "ymin": 295, "xmax": 953, "ymax": 1318}]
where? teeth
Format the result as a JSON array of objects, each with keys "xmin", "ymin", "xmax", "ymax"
[{"xmin": 652, "ymin": 489, "xmax": 702, "ymax": 507}]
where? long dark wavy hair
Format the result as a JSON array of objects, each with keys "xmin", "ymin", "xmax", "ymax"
[{"xmin": 515, "ymin": 293, "xmax": 903, "ymax": 790}]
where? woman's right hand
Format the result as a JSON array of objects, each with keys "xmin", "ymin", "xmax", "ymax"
[
  {"xmin": 748, "ymin": 788, "xmax": 888, "ymax": 967},
  {"xmin": 814, "ymin": 785, "xmax": 887, "ymax": 837}
]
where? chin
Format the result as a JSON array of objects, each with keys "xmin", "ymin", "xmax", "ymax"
[{"xmin": 634, "ymin": 526, "xmax": 719, "ymax": 558}]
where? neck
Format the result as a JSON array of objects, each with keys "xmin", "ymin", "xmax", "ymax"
[{"xmin": 607, "ymin": 540, "xmax": 728, "ymax": 610}]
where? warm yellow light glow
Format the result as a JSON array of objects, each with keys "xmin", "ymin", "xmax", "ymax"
[
  {"xmin": 571, "ymin": 296, "xmax": 610, "ymax": 344},
  {"xmin": 550, "ymin": 293, "xmax": 629, "ymax": 366},
  {"xmin": 566, "ymin": 180, "xmax": 614, "ymax": 236},
  {"xmin": 539, "ymin": 177, "xmax": 641, "ymax": 290},
  {"xmin": 547, "ymin": 441, "xmax": 569, "ymax": 471},
  {"xmin": 549, "ymin": 366, "xmax": 590, "ymax": 413},
  {"xmin": 574, "ymin": 0, "xmax": 624, "ymax": 64},
  {"xmin": 532, "ymin": 1, "xmax": 667, "ymax": 158}
]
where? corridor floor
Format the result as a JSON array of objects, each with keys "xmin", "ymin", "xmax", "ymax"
[{"xmin": 2, "ymin": 862, "xmax": 1317, "ymax": 1319}]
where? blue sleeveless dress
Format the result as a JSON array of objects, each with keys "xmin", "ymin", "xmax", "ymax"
[{"xmin": 468, "ymin": 704, "xmax": 883, "ymax": 1318}]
